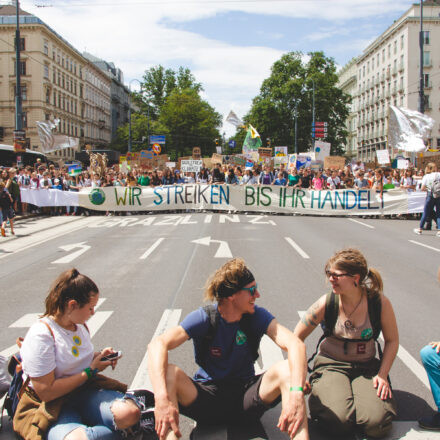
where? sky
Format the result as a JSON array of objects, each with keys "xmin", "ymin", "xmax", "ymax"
[{"xmin": 16, "ymin": 0, "xmax": 418, "ymax": 137}]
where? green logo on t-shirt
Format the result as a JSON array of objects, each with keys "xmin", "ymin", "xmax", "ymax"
[
  {"xmin": 236, "ymin": 330, "xmax": 247, "ymax": 345},
  {"xmin": 361, "ymin": 328, "xmax": 373, "ymax": 340}
]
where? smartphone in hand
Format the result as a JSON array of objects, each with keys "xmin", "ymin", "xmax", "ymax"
[{"xmin": 101, "ymin": 350, "xmax": 122, "ymax": 361}]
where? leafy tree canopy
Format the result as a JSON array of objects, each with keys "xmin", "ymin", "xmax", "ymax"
[{"xmin": 231, "ymin": 51, "xmax": 351, "ymax": 155}]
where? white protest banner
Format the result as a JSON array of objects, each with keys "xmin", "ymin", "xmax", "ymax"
[
  {"xmin": 166, "ymin": 162, "xmax": 176, "ymax": 168},
  {"xmin": 180, "ymin": 160, "xmax": 203, "ymax": 172},
  {"xmin": 216, "ymin": 147, "xmax": 222, "ymax": 154},
  {"xmin": 274, "ymin": 146, "xmax": 288, "ymax": 157},
  {"xmin": 314, "ymin": 141, "xmax": 331, "ymax": 161},
  {"xmin": 376, "ymin": 149, "xmax": 390, "ymax": 165},
  {"xmin": 20, "ymin": 187, "xmax": 426, "ymax": 216}
]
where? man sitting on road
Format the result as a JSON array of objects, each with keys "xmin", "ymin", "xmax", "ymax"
[{"xmin": 147, "ymin": 258, "xmax": 309, "ymax": 440}]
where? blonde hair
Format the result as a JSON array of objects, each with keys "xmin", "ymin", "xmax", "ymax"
[
  {"xmin": 425, "ymin": 162, "xmax": 437, "ymax": 174},
  {"xmin": 325, "ymin": 248, "xmax": 383, "ymax": 297},
  {"xmin": 204, "ymin": 258, "xmax": 253, "ymax": 302}
]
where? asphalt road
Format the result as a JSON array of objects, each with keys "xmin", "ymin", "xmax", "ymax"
[{"xmin": 1, "ymin": 213, "xmax": 439, "ymax": 439}]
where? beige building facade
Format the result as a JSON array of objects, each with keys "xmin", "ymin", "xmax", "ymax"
[
  {"xmin": 339, "ymin": 1, "xmax": 440, "ymax": 161},
  {"xmin": 0, "ymin": 4, "xmax": 111, "ymax": 162}
]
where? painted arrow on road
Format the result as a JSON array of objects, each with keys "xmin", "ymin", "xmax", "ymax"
[
  {"xmin": 52, "ymin": 241, "xmax": 91, "ymax": 264},
  {"xmin": 192, "ymin": 236, "xmax": 232, "ymax": 258}
]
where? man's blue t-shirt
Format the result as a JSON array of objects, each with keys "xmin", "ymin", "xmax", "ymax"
[{"xmin": 180, "ymin": 305, "xmax": 274, "ymax": 382}]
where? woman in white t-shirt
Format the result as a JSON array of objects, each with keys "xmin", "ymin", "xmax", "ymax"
[
  {"xmin": 414, "ymin": 162, "xmax": 440, "ymax": 235},
  {"xmin": 15, "ymin": 269, "xmax": 147, "ymax": 439}
]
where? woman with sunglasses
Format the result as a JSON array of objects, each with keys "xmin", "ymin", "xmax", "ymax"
[{"xmin": 293, "ymin": 248, "xmax": 398, "ymax": 439}]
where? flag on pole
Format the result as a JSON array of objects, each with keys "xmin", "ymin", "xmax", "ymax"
[
  {"xmin": 36, "ymin": 119, "xmax": 79, "ymax": 153},
  {"xmin": 242, "ymin": 124, "xmax": 262, "ymax": 152},
  {"xmin": 225, "ymin": 110, "xmax": 244, "ymax": 128},
  {"xmin": 388, "ymin": 105, "xmax": 434, "ymax": 153}
]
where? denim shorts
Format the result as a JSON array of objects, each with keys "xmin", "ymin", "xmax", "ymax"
[
  {"xmin": 46, "ymin": 387, "xmax": 139, "ymax": 440},
  {"xmin": 2, "ymin": 208, "xmax": 15, "ymax": 221}
]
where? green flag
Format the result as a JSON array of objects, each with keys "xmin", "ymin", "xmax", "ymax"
[{"xmin": 242, "ymin": 124, "xmax": 262, "ymax": 152}]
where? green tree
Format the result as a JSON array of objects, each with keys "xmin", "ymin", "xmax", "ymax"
[{"xmin": 239, "ymin": 51, "xmax": 350, "ymax": 155}]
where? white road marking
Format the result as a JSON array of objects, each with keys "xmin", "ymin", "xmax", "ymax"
[
  {"xmin": 181, "ymin": 215, "xmax": 197, "ymax": 224},
  {"xmin": 192, "ymin": 236, "xmax": 232, "ymax": 258},
  {"xmin": 219, "ymin": 214, "xmax": 240, "ymax": 223},
  {"xmin": 409, "ymin": 240, "xmax": 440, "ymax": 253},
  {"xmin": 348, "ymin": 218, "xmax": 375, "ymax": 229},
  {"xmin": 284, "ymin": 237, "xmax": 310, "ymax": 259},
  {"xmin": 0, "ymin": 218, "xmax": 96, "ymax": 260},
  {"xmin": 204, "ymin": 214, "xmax": 212, "ymax": 223},
  {"xmin": 139, "ymin": 238, "xmax": 165, "ymax": 260},
  {"xmin": 130, "ymin": 309, "xmax": 182, "ymax": 390},
  {"xmin": 297, "ymin": 312, "xmax": 430, "ymax": 390},
  {"xmin": 51, "ymin": 242, "xmax": 91, "ymax": 264},
  {"xmin": 247, "ymin": 215, "xmax": 276, "ymax": 225}
]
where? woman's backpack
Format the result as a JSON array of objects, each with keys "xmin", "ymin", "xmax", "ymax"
[{"xmin": 307, "ymin": 291, "xmax": 382, "ymax": 372}]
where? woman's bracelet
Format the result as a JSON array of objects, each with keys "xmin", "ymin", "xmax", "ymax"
[{"xmin": 84, "ymin": 367, "xmax": 99, "ymax": 379}]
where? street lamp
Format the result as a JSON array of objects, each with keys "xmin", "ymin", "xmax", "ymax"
[
  {"xmin": 294, "ymin": 100, "xmax": 299, "ymax": 154},
  {"xmin": 128, "ymin": 78, "xmax": 141, "ymax": 152}
]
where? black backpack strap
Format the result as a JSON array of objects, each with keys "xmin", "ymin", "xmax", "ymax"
[
  {"xmin": 367, "ymin": 293, "xmax": 382, "ymax": 341},
  {"xmin": 307, "ymin": 292, "xmax": 339, "ymax": 372},
  {"xmin": 196, "ymin": 305, "xmax": 219, "ymax": 369},
  {"xmin": 239, "ymin": 314, "xmax": 259, "ymax": 362}
]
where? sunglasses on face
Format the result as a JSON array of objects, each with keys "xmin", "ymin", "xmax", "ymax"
[
  {"xmin": 241, "ymin": 283, "xmax": 258, "ymax": 296},
  {"xmin": 325, "ymin": 271, "xmax": 353, "ymax": 280}
]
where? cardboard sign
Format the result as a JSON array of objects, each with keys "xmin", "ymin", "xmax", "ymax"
[
  {"xmin": 274, "ymin": 156, "xmax": 288, "ymax": 166},
  {"xmin": 288, "ymin": 154, "xmax": 297, "ymax": 169},
  {"xmin": 211, "ymin": 153, "xmax": 223, "ymax": 165},
  {"xmin": 314, "ymin": 141, "xmax": 331, "ymax": 161},
  {"xmin": 178, "ymin": 156, "xmax": 191, "ymax": 170},
  {"xmin": 202, "ymin": 158, "xmax": 213, "ymax": 169},
  {"xmin": 324, "ymin": 156, "xmax": 346, "ymax": 170},
  {"xmin": 311, "ymin": 160, "xmax": 323, "ymax": 172},
  {"xmin": 140, "ymin": 150, "xmax": 154, "ymax": 160},
  {"xmin": 228, "ymin": 155, "xmax": 246, "ymax": 167},
  {"xmin": 192, "ymin": 147, "xmax": 201, "ymax": 159},
  {"xmin": 258, "ymin": 147, "xmax": 272, "ymax": 157},
  {"xmin": 181, "ymin": 159, "xmax": 203, "ymax": 172},
  {"xmin": 166, "ymin": 162, "xmax": 176, "ymax": 168}
]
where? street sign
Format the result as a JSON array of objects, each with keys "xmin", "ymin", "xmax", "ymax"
[
  {"xmin": 149, "ymin": 135, "xmax": 165, "ymax": 144},
  {"xmin": 13, "ymin": 129, "xmax": 26, "ymax": 153},
  {"xmin": 228, "ymin": 140, "xmax": 236, "ymax": 148},
  {"xmin": 152, "ymin": 143, "xmax": 161, "ymax": 155}
]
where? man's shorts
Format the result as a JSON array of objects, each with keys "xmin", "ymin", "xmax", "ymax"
[{"xmin": 179, "ymin": 373, "xmax": 281, "ymax": 425}]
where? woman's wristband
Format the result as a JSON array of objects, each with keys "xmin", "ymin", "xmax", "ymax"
[
  {"xmin": 84, "ymin": 367, "xmax": 98, "ymax": 379},
  {"xmin": 289, "ymin": 386, "xmax": 304, "ymax": 393}
]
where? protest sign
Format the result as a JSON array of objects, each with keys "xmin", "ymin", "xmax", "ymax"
[
  {"xmin": 274, "ymin": 156, "xmax": 288, "ymax": 166},
  {"xmin": 192, "ymin": 147, "xmax": 201, "ymax": 159},
  {"xmin": 297, "ymin": 155, "xmax": 312, "ymax": 169},
  {"xmin": 216, "ymin": 146, "xmax": 222, "ymax": 154},
  {"xmin": 397, "ymin": 159, "xmax": 409, "ymax": 169},
  {"xmin": 310, "ymin": 160, "xmax": 323, "ymax": 172},
  {"xmin": 274, "ymin": 146, "xmax": 288, "ymax": 157},
  {"xmin": 203, "ymin": 158, "xmax": 213, "ymax": 169},
  {"xmin": 324, "ymin": 156, "xmax": 345, "ymax": 170},
  {"xmin": 258, "ymin": 147, "xmax": 272, "ymax": 157},
  {"xmin": 166, "ymin": 162, "xmax": 176, "ymax": 168},
  {"xmin": 211, "ymin": 153, "xmax": 223, "ymax": 165},
  {"xmin": 229, "ymin": 155, "xmax": 246, "ymax": 167},
  {"xmin": 288, "ymin": 154, "xmax": 297, "ymax": 169},
  {"xmin": 314, "ymin": 141, "xmax": 331, "ymax": 161},
  {"xmin": 181, "ymin": 160, "xmax": 203, "ymax": 172},
  {"xmin": 178, "ymin": 156, "xmax": 191, "ymax": 170},
  {"xmin": 376, "ymin": 149, "xmax": 390, "ymax": 165},
  {"xmin": 119, "ymin": 155, "xmax": 126, "ymax": 164}
]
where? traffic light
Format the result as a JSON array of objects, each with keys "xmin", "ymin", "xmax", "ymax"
[
  {"xmin": 215, "ymin": 138, "xmax": 219, "ymax": 146},
  {"xmin": 266, "ymin": 137, "xmax": 271, "ymax": 147}
]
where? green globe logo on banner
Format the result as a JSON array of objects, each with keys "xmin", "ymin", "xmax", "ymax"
[{"xmin": 89, "ymin": 188, "xmax": 106, "ymax": 206}]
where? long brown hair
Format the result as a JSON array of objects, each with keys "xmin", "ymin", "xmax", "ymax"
[
  {"xmin": 43, "ymin": 268, "xmax": 99, "ymax": 317},
  {"xmin": 325, "ymin": 248, "xmax": 383, "ymax": 297}
]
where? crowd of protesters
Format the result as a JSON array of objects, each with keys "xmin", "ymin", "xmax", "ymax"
[{"xmin": 0, "ymin": 157, "xmax": 435, "ymax": 235}]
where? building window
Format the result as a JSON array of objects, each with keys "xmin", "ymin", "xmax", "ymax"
[
  {"xmin": 53, "ymin": 68, "xmax": 56, "ymax": 83},
  {"xmin": 14, "ymin": 61, "xmax": 26, "ymax": 76},
  {"xmin": 22, "ymin": 112, "xmax": 27, "ymax": 128},
  {"xmin": 53, "ymin": 91, "xmax": 56, "ymax": 106},
  {"xmin": 46, "ymin": 88, "xmax": 50, "ymax": 104},
  {"xmin": 387, "ymin": 44, "xmax": 391, "ymax": 58},
  {"xmin": 424, "ymin": 95, "xmax": 430, "ymax": 109},
  {"xmin": 44, "ymin": 64, "xmax": 49, "ymax": 79},
  {"xmin": 424, "ymin": 73, "xmax": 430, "ymax": 87},
  {"xmin": 423, "ymin": 31, "xmax": 430, "ymax": 45},
  {"xmin": 423, "ymin": 51, "xmax": 431, "ymax": 66},
  {"xmin": 58, "ymin": 71, "xmax": 61, "ymax": 85},
  {"xmin": 437, "ymin": 138, "xmax": 440, "ymax": 148},
  {"xmin": 14, "ymin": 37, "xmax": 25, "ymax": 51},
  {"xmin": 393, "ymin": 40, "xmax": 397, "ymax": 54},
  {"xmin": 45, "ymin": 113, "xmax": 50, "ymax": 121},
  {"xmin": 382, "ymin": 49, "xmax": 385, "ymax": 62},
  {"xmin": 14, "ymin": 85, "xmax": 27, "ymax": 100},
  {"xmin": 400, "ymin": 35, "xmax": 404, "ymax": 49},
  {"xmin": 62, "ymin": 74, "xmax": 65, "ymax": 89},
  {"xmin": 52, "ymin": 50, "xmax": 55, "ymax": 60},
  {"xmin": 43, "ymin": 40, "xmax": 48, "ymax": 55}
]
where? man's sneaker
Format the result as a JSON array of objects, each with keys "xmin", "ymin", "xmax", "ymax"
[
  {"xmin": 126, "ymin": 389, "xmax": 155, "ymax": 410},
  {"xmin": 139, "ymin": 410, "xmax": 158, "ymax": 439},
  {"xmin": 413, "ymin": 228, "xmax": 422, "ymax": 235},
  {"xmin": 419, "ymin": 413, "xmax": 440, "ymax": 431},
  {"xmin": 436, "ymin": 231, "xmax": 440, "ymax": 237}
]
